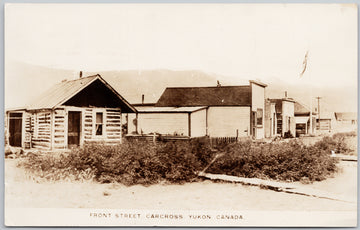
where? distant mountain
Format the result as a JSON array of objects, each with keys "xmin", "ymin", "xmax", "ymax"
[{"xmin": 5, "ymin": 61, "xmax": 357, "ymax": 113}]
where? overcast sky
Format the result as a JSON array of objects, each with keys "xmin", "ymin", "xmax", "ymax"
[{"xmin": 5, "ymin": 3, "xmax": 358, "ymax": 108}]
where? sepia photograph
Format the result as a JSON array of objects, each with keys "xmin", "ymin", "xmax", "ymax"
[{"xmin": 3, "ymin": 3, "xmax": 358, "ymax": 227}]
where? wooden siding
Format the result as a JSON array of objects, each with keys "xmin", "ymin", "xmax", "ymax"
[
  {"xmin": 317, "ymin": 119, "xmax": 331, "ymax": 131},
  {"xmin": 21, "ymin": 107, "xmax": 122, "ymax": 150},
  {"xmin": 105, "ymin": 108, "xmax": 122, "ymax": 142},
  {"xmin": 53, "ymin": 109, "xmax": 66, "ymax": 149},
  {"xmin": 31, "ymin": 111, "xmax": 52, "ymax": 149},
  {"xmin": 208, "ymin": 107, "xmax": 250, "ymax": 137},
  {"xmin": 137, "ymin": 113, "xmax": 189, "ymax": 136},
  {"xmin": 84, "ymin": 108, "xmax": 93, "ymax": 141},
  {"xmin": 82, "ymin": 108, "xmax": 122, "ymax": 145},
  {"xmin": 190, "ymin": 109, "xmax": 207, "ymax": 137}
]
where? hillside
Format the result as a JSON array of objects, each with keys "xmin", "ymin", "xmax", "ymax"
[{"xmin": 5, "ymin": 62, "xmax": 357, "ymax": 113}]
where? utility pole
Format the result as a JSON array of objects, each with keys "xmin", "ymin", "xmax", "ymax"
[{"xmin": 315, "ymin": 96, "xmax": 322, "ymax": 131}]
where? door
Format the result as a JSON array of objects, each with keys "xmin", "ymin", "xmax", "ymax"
[
  {"xmin": 9, "ymin": 113, "xmax": 23, "ymax": 147},
  {"xmin": 68, "ymin": 111, "xmax": 81, "ymax": 147}
]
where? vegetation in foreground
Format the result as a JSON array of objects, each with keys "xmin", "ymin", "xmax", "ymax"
[{"xmin": 17, "ymin": 132, "xmax": 355, "ymax": 185}]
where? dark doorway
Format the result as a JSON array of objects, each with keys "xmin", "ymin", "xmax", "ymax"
[
  {"xmin": 68, "ymin": 111, "xmax": 81, "ymax": 147},
  {"xmin": 9, "ymin": 113, "xmax": 23, "ymax": 147}
]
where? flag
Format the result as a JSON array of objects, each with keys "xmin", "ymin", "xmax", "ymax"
[{"xmin": 299, "ymin": 50, "xmax": 309, "ymax": 78}]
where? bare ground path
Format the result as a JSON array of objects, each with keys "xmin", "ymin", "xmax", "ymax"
[{"xmin": 5, "ymin": 158, "xmax": 357, "ymax": 211}]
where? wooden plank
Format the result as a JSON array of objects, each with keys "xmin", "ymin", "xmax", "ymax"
[
  {"xmin": 106, "ymin": 129, "xmax": 121, "ymax": 132},
  {"xmin": 106, "ymin": 123, "xmax": 121, "ymax": 127},
  {"xmin": 106, "ymin": 136, "xmax": 121, "ymax": 139}
]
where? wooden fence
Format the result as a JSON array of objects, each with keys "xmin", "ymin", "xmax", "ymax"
[{"xmin": 124, "ymin": 134, "xmax": 241, "ymax": 148}]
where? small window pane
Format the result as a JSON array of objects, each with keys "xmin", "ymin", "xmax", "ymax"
[
  {"xmin": 96, "ymin": 113, "xmax": 103, "ymax": 123},
  {"xmin": 96, "ymin": 124, "xmax": 103, "ymax": 135},
  {"xmin": 257, "ymin": 109, "xmax": 263, "ymax": 126}
]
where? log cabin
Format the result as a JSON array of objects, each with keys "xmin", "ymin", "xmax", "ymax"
[{"xmin": 5, "ymin": 74, "xmax": 136, "ymax": 150}]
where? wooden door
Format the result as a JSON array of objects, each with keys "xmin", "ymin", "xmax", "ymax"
[
  {"xmin": 9, "ymin": 113, "xmax": 22, "ymax": 147},
  {"xmin": 68, "ymin": 111, "xmax": 81, "ymax": 147}
]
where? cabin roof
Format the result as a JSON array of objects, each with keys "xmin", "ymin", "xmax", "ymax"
[
  {"xmin": 294, "ymin": 101, "xmax": 317, "ymax": 116},
  {"xmin": 135, "ymin": 106, "xmax": 208, "ymax": 113},
  {"xmin": 27, "ymin": 74, "xmax": 136, "ymax": 112},
  {"xmin": 155, "ymin": 86, "xmax": 251, "ymax": 107},
  {"xmin": 334, "ymin": 112, "xmax": 357, "ymax": 121}
]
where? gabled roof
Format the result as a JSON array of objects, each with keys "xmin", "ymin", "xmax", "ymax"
[
  {"xmin": 294, "ymin": 101, "xmax": 317, "ymax": 116},
  {"xmin": 155, "ymin": 86, "xmax": 251, "ymax": 107},
  {"xmin": 27, "ymin": 74, "xmax": 136, "ymax": 112},
  {"xmin": 334, "ymin": 112, "xmax": 357, "ymax": 121},
  {"xmin": 135, "ymin": 106, "xmax": 208, "ymax": 113}
]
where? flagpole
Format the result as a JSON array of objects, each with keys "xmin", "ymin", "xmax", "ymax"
[
  {"xmin": 300, "ymin": 50, "xmax": 313, "ymax": 135},
  {"xmin": 309, "ymin": 91, "xmax": 313, "ymax": 134}
]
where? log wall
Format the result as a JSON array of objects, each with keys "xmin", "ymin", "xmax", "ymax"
[
  {"xmin": 31, "ymin": 111, "xmax": 52, "ymax": 149},
  {"xmin": 24, "ymin": 107, "xmax": 122, "ymax": 150}
]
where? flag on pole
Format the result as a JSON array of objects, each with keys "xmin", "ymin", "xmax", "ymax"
[{"xmin": 299, "ymin": 50, "xmax": 309, "ymax": 78}]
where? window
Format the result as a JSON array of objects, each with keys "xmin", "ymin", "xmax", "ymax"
[
  {"xmin": 256, "ymin": 108, "xmax": 263, "ymax": 126},
  {"xmin": 95, "ymin": 112, "xmax": 103, "ymax": 136}
]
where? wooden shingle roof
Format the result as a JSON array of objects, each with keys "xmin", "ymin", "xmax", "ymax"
[
  {"xmin": 27, "ymin": 74, "xmax": 136, "ymax": 112},
  {"xmin": 155, "ymin": 86, "xmax": 251, "ymax": 107}
]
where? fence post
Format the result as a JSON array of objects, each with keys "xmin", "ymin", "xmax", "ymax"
[{"xmin": 153, "ymin": 133, "xmax": 156, "ymax": 144}]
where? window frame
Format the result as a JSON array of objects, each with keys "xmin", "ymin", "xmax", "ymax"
[
  {"xmin": 256, "ymin": 108, "xmax": 263, "ymax": 127},
  {"xmin": 92, "ymin": 109, "xmax": 106, "ymax": 138}
]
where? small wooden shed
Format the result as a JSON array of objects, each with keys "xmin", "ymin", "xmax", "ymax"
[{"xmin": 5, "ymin": 74, "xmax": 136, "ymax": 150}]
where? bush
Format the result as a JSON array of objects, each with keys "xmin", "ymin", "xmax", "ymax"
[
  {"xmin": 19, "ymin": 139, "xmax": 212, "ymax": 186},
  {"xmin": 314, "ymin": 132, "xmax": 356, "ymax": 154},
  {"xmin": 19, "ymin": 136, "xmax": 339, "ymax": 185},
  {"xmin": 283, "ymin": 131, "xmax": 294, "ymax": 139},
  {"xmin": 207, "ymin": 140, "xmax": 338, "ymax": 182}
]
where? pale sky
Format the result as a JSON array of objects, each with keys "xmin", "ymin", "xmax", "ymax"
[{"xmin": 5, "ymin": 3, "xmax": 358, "ymax": 108}]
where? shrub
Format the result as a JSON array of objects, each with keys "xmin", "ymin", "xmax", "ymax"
[
  {"xmin": 19, "ymin": 139, "xmax": 212, "ymax": 185},
  {"xmin": 208, "ymin": 140, "xmax": 338, "ymax": 182},
  {"xmin": 283, "ymin": 131, "xmax": 294, "ymax": 139},
  {"xmin": 314, "ymin": 132, "xmax": 356, "ymax": 154},
  {"xmin": 19, "ymin": 136, "xmax": 340, "ymax": 185}
]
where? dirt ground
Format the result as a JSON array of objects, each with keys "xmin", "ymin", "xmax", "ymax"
[{"xmin": 4, "ymin": 158, "xmax": 357, "ymax": 211}]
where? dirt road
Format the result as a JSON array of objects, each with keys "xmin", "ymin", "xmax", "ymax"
[{"xmin": 5, "ymin": 159, "xmax": 357, "ymax": 211}]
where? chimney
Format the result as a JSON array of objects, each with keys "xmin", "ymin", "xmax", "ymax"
[
  {"xmin": 142, "ymin": 94, "xmax": 145, "ymax": 104},
  {"xmin": 285, "ymin": 91, "xmax": 288, "ymax": 98},
  {"xmin": 79, "ymin": 71, "xmax": 83, "ymax": 78}
]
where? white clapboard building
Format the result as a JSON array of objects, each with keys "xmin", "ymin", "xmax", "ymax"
[{"xmin": 125, "ymin": 80, "xmax": 267, "ymax": 139}]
